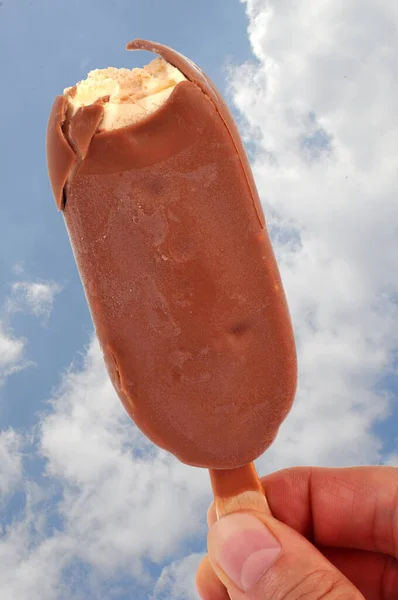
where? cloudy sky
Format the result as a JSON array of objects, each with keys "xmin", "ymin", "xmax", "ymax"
[{"xmin": 1, "ymin": 0, "xmax": 397, "ymax": 598}]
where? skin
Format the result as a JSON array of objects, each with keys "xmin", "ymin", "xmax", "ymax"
[{"xmin": 196, "ymin": 466, "xmax": 398, "ymax": 600}]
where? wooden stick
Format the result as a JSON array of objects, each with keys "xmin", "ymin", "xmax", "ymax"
[{"xmin": 209, "ymin": 462, "xmax": 271, "ymax": 520}]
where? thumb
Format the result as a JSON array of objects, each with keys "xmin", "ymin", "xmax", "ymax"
[{"xmin": 207, "ymin": 512, "xmax": 364, "ymax": 600}]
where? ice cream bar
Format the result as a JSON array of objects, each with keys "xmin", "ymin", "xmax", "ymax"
[{"xmin": 46, "ymin": 40, "xmax": 297, "ymax": 470}]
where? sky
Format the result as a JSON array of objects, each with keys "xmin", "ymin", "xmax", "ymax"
[{"xmin": 0, "ymin": 0, "xmax": 397, "ymax": 598}]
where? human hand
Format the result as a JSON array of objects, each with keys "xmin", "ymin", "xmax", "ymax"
[{"xmin": 196, "ymin": 466, "xmax": 398, "ymax": 599}]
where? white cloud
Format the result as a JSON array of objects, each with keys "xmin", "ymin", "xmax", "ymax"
[
  {"xmin": 0, "ymin": 429, "xmax": 23, "ymax": 501},
  {"xmin": 7, "ymin": 281, "xmax": 61, "ymax": 319},
  {"xmin": 0, "ymin": 277, "xmax": 59, "ymax": 386},
  {"xmin": 0, "ymin": 339, "xmax": 211, "ymax": 599},
  {"xmin": 385, "ymin": 454, "xmax": 398, "ymax": 467},
  {"xmin": 0, "ymin": 324, "xmax": 24, "ymax": 367},
  {"xmin": 40, "ymin": 340, "xmax": 210, "ymax": 574},
  {"xmin": 229, "ymin": 0, "xmax": 398, "ymax": 473},
  {"xmin": 0, "ymin": 321, "xmax": 26, "ymax": 386},
  {"xmin": 152, "ymin": 553, "xmax": 203, "ymax": 600}
]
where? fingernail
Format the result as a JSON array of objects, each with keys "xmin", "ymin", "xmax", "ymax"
[{"xmin": 209, "ymin": 513, "xmax": 281, "ymax": 592}]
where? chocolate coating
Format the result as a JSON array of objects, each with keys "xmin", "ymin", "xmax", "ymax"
[{"xmin": 46, "ymin": 40, "xmax": 297, "ymax": 469}]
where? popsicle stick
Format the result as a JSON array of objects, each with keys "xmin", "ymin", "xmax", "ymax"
[{"xmin": 209, "ymin": 462, "xmax": 271, "ymax": 520}]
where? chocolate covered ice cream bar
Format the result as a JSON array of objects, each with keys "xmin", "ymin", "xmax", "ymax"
[{"xmin": 46, "ymin": 40, "xmax": 297, "ymax": 480}]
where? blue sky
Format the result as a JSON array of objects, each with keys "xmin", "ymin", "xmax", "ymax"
[
  {"xmin": 0, "ymin": 0, "xmax": 252, "ymax": 430},
  {"xmin": 0, "ymin": 2, "xmax": 254, "ymax": 598},
  {"xmin": 0, "ymin": 1, "xmax": 397, "ymax": 599}
]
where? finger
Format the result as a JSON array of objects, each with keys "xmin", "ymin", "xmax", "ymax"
[
  {"xmin": 322, "ymin": 547, "xmax": 398, "ymax": 600},
  {"xmin": 196, "ymin": 554, "xmax": 230, "ymax": 600},
  {"xmin": 207, "ymin": 501, "xmax": 217, "ymax": 528},
  {"xmin": 262, "ymin": 466, "xmax": 398, "ymax": 557},
  {"xmin": 204, "ymin": 494, "xmax": 398, "ymax": 598},
  {"xmin": 208, "ymin": 511, "xmax": 363, "ymax": 600}
]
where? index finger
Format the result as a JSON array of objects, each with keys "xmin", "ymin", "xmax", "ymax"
[{"xmin": 263, "ymin": 465, "xmax": 398, "ymax": 558}]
